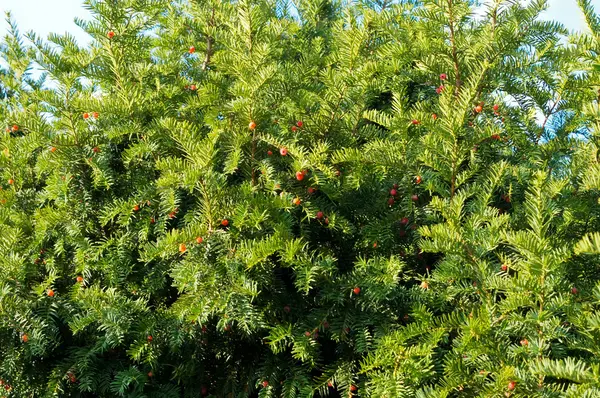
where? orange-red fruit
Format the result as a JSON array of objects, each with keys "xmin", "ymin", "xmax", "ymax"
[
  {"xmin": 493, "ymin": 104, "xmax": 499, "ymax": 111},
  {"xmin": 76, "ymin": 276, "xmax": 84, "ymax": 283},
  {"xmin": 520, "ymin": 339, "xmax": 529, "ymax": 346},
  {"xmin": 308, "ymin": 187, "xmax": 316, "ymax": 194},
  {"xmin": 491, "ymin": 134, "xmax": 501, "ymax": 140},
  {"xmin": 93, "ymin": 147, "xmax": 100, "ymax": 153},
  {"xmin": 189, "ymin": 46, "xmax": 196, "ymax": 54},
  {"xmin": 195, "ymin": 237, "xmax": 203, "ymax": 244},
  {"xmin": 432, "ymin": 113, "xmax": 438, "ymax": 120},
  {"xmin": 353, "ymin": 287, "xmax": 361, "ymax": 295},
  {"xmin": 296, "ymin": 171, "xmax": 305, "ymax": 181},
  {"xmin": 316, "ymin": 211, "xmax": 324, "ymax": 220},
  {"xmin": 387, "ymin": 197, "xmax": 395, "ymax": 206},
  {"xmin": 436, "ymin": 85, "xmax": 444, "ymax": 94},
  {"xmin": 373, "ymin": 242, "xmax": 378, "ymax": 248},
  {"xmin": 150, "ymin": 217, "xmax": 156, "ymax": 224},
  {"xmin": 416, "ymin": 175, "xmax": 422, "ymax": 184},
  {"xmin": 262, "ymin": 380, "xmax": 269, "ymax": 388},
  {"xmin": 148, "ymin": 371, "xmax": 153, "ymax": 377},
  {"xmin": 221, "ymin": 219, "xmax": 229, "ymax": 227},
  {"xmin": 390, "ymin": 189, "xmax": 397, "ymax": 196},
  {"xmin": 508, "ymin": 381, "xmax": 516, "ymax": 391},
  {"xmin": 7, "ymin": 179, "xmax": 14, "ymax": 185},
  {"xmin": 93, "ymin": 112, "xmax": 99, "ymax": 119},
  {"xmin": 83, "ymin": 113, "xmax": 90, "ymax": 119},
  {"xmin": 283, "ymin": 305, "xmax": 291, "ymax": 313},
  {"xmin": 267, "ymin": 150, "xmax": 273, "ymax": 156},
  {"xmin": 572, "ymin": 287, "xmax": 579, "ymax": 295},
  {"xmin": 401, "ymin": 217, "xmax": 409, "ymax": 225},
  {"xmin": 475, "ymin": 105, "xmax": 483, "ymax": 113},
  {"xmin": 328, "ymin": 381, "xmax": 333, "ymax": 387},
  {"xmin": 22, "ymin": 334, "xmax": 28, "ymax": 343},
  {"xmin": 440, "ymin": 73, "xmax": 447, "ymax": 80},
  {"xmin": 179, "ymin": 243, "xmax": 187, "ymax": 253},
  {"xmin": 305, "ymin": 331, "xmax": 311, "ymax": 337},
  {"xmin": 297, "ymin": 120, "xmax": 303, "ymax": 127},
  {"xmin": 107, "ymin": 31, "xmax": 115, "ymax": 39},
  {"xmin": 147, "ymin": 335, "xmax": 153, "ymax": 342},
  {"xmin": 292, "ymin": 197, "xmax": 301, "ymax": 206},
  {"xmin": 280, "ymin": 147, "xmax": 288, "ymax": 156},
  {"xmin": 411, "ymin": 119, "xmax": 420, "ymax": 125},
  {"xmin": 501, "ymin": 264, "xmax": 508, "ymax": 272},
  {"xmin": 291, "ymin": 126, "xmax": 298, "ymax": 132},
  {"xmin": 249, "ymin": 121, "xmax": 256, "ymax": 130},
  {"xmin": 47, "ymin": 289, "xmax": 55, "ymax": 297},
  {"xmin": 133, "ymin": 204, "xmax": 140, "ymax": 211},
  {"xmin": 411, "ymin": 194, "xmax": 419, "ymax": 202},
  {"xmin": 12, "ymin": 125, "xmax": 19, "ymax": 131},
  {"xmin": 50, "ymin": 146, "xmax": 57, "ymax": 152},
  {"xmin": 350, "ymin": 385, "xmax": 358, "ymax": 392},
  {"xmin": 190, "ymin": 84, "xmax": 197, "ymax": 91}
]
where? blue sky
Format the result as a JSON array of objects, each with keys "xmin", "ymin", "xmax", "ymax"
[{"xmin": 1, "ymin": 0, "xmax": 599, "ymax": 45}]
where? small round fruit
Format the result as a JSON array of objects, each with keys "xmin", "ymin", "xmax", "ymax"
[
  {"xmin": 201, "ymin": 386, "xmax": 207, "ymax": 396},
  {"xmin": 411, "ymin": 194, "xmax": 419, "ymax": 202},
  {"xmin": 291, "ymin": 126, "xmax": 298, "ymax": 132},
  {"xmin": 432, "ymin": 113, "xmax": 438, "ymax": 120},
  {"xmin": 50, "ymin": 146, "xmax": 57, "ymax": 152},
  {"xmin": 47, "ymin": 289, "xmax": 55, "ymax": 297},
  {"xmin": 501, "ymin": 264, "xmax": 508, "ymax": 272},
  {"xmin": 221, "ymin": 219, "xmax": 229, "ymax": 227},
  {"xmin": 133, "ymin": 204, "xmax": 140, "ymax": 211},
  {"xmin": 11, "ymin": 125, "xmax": 19, "ymax": 131},
  {"xmin": 416, "ymin": 175, "xmax": 422, "ymax": 184},
  {"xmin": 507, "ymin": 381, "xmax": 516, "ymax": 391},
  {"xmin": 76, "ymin": 276, "xmax": 84, "ymax": 283},
  {"xmin": 305, "ymin": 331, "xmax": 311, "ymax": 337},
  {"xmin": 350, "ymin": 385, "xmax": 358, "ymax": 392},
  {"xmin": 189, "ymin": 46, "xmax": 195, "ymax": 54},
  {"xmin": 401, "ymin": 217, "xmax": 409, "ymax": 225},
  {"xmin": 420, "ymin": 281, "xmax": 429, "ymax": 289},
  {"xmin": 283, "ymin": 305, "xmax": 291, "ymax": 313},
  {"xmin": 520, "ymin": 339, "xmax": 529, "ymax": 346},
  {"xmin": 296, "ymin": 171, "xmax": 305, "ymax": 181},
  {"xmin": 571, "ymin": 287, "xmax": 579, "ymax": 295},
  {"xmin": 147, "ymin": 335, "xmax": 153, "ymax": 342},
  {"xmin": 440, "ymin": 73, "xmax": 447, "ymax": 80},
  {"xmin": 22, "ymin": 334, "xmax": 28, "ymax": 343},
  {"xmin": 190, "ymin": 84, "xmax": 197, "ymax": 91},
  {"xmin": 353, "ymin": 287, "xmax": 361, "ymax": 295},
  {"xmin": 436, "ymin": 86, "xmax": 444, "ymax": 94},
  {"xmin": 248, "ymin": 121, "xmax": 256, "ymax": 130},
  {"xmin": 475, "ymin": 105, "xmax": 483, "ymax": 113},
  {"xmin": 328, "ymin": 381, "xmax": 333, "ymax": 387},
  {"xmin": 262, "ymin": 380, "xmax": 269, "ymax": 388},
  {"xmin": 292, "ymin": 197, "xmax": 301, "ymax": 206},
  {"xmin": 196, "ymin": 237, "xmax": 203, "ymax": 244},
  {"xmin": 7, "ymin": 179, "xmax": 14, "ymax": 185},
  {"xmin": 93, "ymin": 147, "xmax": 100, "ymax": 153},
  {"xmin": 411, "ymin": 119, "xmax": 420, "ymax": 125},
  {"xmin": 267, "ymin": 150, "xmax": 273, "ymax": 156},
  {"xmin": 316, "ymin": 211, "xmax": 324, "ymax": 220},
  {"xmin": 373, "ymin": 242, "xmax": 378, "ymax": 248},
  {"xmin": 387, "ymin": 197, "xmax": 395, "ymax": 205},
  {"xmin": 493, "ymin": 104, "xmax": 499, "ymax": 111},
  {"xmin": 93, "ymin": 112, "xmax": 99, "ymax": 119},
  {"xmin": 179, "ymin": 243, "xmax": 187, "ymax": 253},
  {"xmin": 280, "ymin": 147, "xmax": 288, "ymax": 156},
  {"xmin": 148, "ymin": 371, "xmax": 153, "ymax": 377},
  {"xmin": 307, "ymin": 187, "xmax": 316, "ymax": 194},
  {"xmin": 107, "ymin": 31, "xmax": 115, "ymax": 39},
  {"xmin": 390, "ymin": 189, "xmax": 397, "ymax": 196},
  {"xmin": 83, "ymin": 113, "xmax": 90, "ymax": 119}
]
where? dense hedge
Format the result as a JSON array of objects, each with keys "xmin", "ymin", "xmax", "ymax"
[{"xmin": 2, "ymin": 0, "xmax": 600, "ymax": 396}]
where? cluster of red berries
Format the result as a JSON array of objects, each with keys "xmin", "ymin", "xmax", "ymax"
[
  {"xmin": 83, "ymin": 112, "xmax": 99, "ymax": 120},
  {"xmin": 291, "ymin": 120, "xmax": 303, "ymax": 132},
  {"xmin": 388, "ymin": 183, "xmax": 398, "ymax": 206}
]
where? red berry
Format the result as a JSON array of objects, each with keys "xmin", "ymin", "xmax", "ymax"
[
  {"xmin": 283, "ymin": 305, "xmax": 291, "ymax": 313},
  {"xmin": 190, "ymin": 84, "xmax": 197, "ymax": 91},
  {"xmin": 93, "ymin": 147, "xmax": 100, "ymax": 153},
  {"xmin": 47, "ymin": 289, "xmax": 55, "ymax": 297},
  {"xmin": 307, "ymin": 187, "xmax": 316, "ymax": 194},
  {"xmin": 148, "ymin": 371, "xmax": 153, "ymax": 377},
  {"xmin": 316, "ymin": 211, "xmax": 324, "ymax": 220},
  {"xmin": 22, "ymin": 334, "xmax": 28, "ymax": 343},
  {"xmin": 390, "ymin": 189, "xmax": 397, "ymax": 196},
  {"xmin": 76, "ymin": 276, "xmax": 83, "ymax": 283},
  {"xmin": 520, "ymin": 339, "xmax": 529, "ymax": 346},
  {"xmin": 150, "ymin": 217, "xmax": 156, "ymax": 224},
  {"xmin": 491, "ymin": 134, "xmax": 501, "ymax": 140},
  {"xmin": 436, "ymin": 85, "xmax": 444, "ymax": 94},
  {"xmin": 292, "ymin": 197, "xmax": 301, "ymax": 206},
  {"xmin": 221, "ymin": 219, "xmax": 229, "ymax": 227},
  {"xmin": 296, "ymin": 171, "xmax": 305, "ymax": 181},
  {"xmin": 324, "ymin": 217, "xmax": 329, "ymax": 225},
  {"xmin": 353, "ymin": 287, "xmax": 361, "ymax": 295},
  {"xmin": 7, "ymin": 179, "xmax": 14, "ymax": 185},
  {"xmin": 107, "ymin": 31, "xmax": 115, "ymax": 39},
  {"xmin": 147, "ymin": 335, "xmax": 153, "ymax": 342},
  {"xmin": 291, "ymin": 126, "xmax": 298, "ymax": 132},
  {"xmin": 401, "ymin": 217, "xmax": 409, "ymax": 225},
  {"xmin": 249, "ymin": 121, "xmax": 256, "ymax": 130},
  {"xmin": 93, "ymin": 112, "xmax": 99, "ymax": 119},
  {"xmin": 475, "ymin": 105, "xmax": 483, "ymax": 113},
  {"xmin": 262, "ymin": 380, "xmax": 269, "ymax": 388},
  {"xmin": 350, "ymin": 385, "xmax": 358, "ymax": 392},
  {"xmin": 440, "ymin": 73, "xmax": 447, "ymax": 80},
  {"xmin": 393, "ymin": 183, "xmax": 399, "ymax": 189},
  {"xmin": 328, "ymin": 381, "xmax": 333, "ymax": 387},
  {"xmin": 411, "ymin": 194, "xmax": 419, "ymax": 202},
  {"xmin": 501, "ymin": 264, "xmax": 508, "ymax": 272},
  {"xmin": 387, "ymin": 197, "xmax": 395, "ymax": 205},
  {"xmin": 296, "ymin": 120, "xmax": 303, "ymax": 127},
  {"xmin": 196, "ymin": 237, "xmax": 203, "ymax": 244},
  {"xmin": 189, "ymin": 46, "xmax": 195, "ymax": 54},
  {"xmin": 11, "ymin": 124, "xmax": 19, "ymax": 131},
  {"xmin": 133, "ymin": 204, "xmax": 140, "ymax": 211},
  {"xmin": 305, "ymin": 331, "xmax": 311, "ymax": 337},
  {"xmin": 179, "ymin": 243, "xmax": 187, "ymax": 253},
  {"xmin": 280, "ymin": 147, "xmax": 288, "ymax": 156},
  {"xmin": 432, "ymin": 113, "xmax": 438, "ymax": 120},
  {"xmin": 50, "ymin": 146, "xmax": 57, "ymax": 152},
  {"xmin": 83, "ymin": 113, "xmax": 90, "ymax": 119},
  {"xmin": 373, "ymin": 242, "xmax": 377, "ymax": 248},
  {"xmin": 571, "ymin": 287, "xmax": 579, "ymax": 295},
  {"xmin": 493, "ymin": 104, "xmax": 499, "ymax": 111},
  {"xmin": 507, "ymin": 381, "xmax": 516, "ymax": 391},
  {"xmin": 411, "ymin": 119, "xmax": 420, "ymax": 125},
  {"xmin": 415, "ymin": 175, "xmax": 422, "ymax": 184},
  {"xmin": 267, "ymin": 150, "xmax": 273, "ymax": 156}
]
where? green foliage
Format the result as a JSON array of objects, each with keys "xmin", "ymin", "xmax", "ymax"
[{"xmin": 2, "ymin": 0, "xmax": 600, "ymax": 396}]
